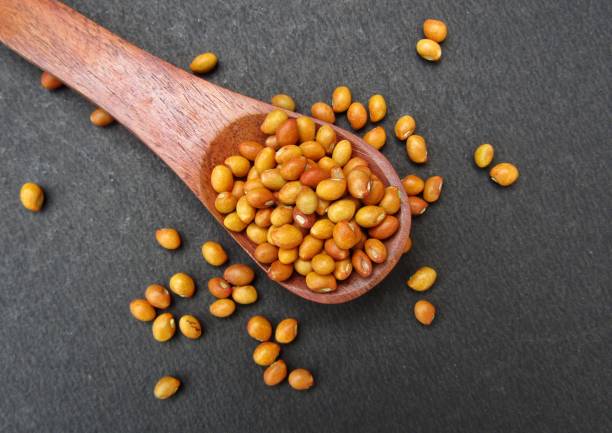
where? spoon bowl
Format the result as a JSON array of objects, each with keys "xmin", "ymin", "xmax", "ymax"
[{"xmin": 0, "ymin": 0, "xmax": 411, "ymax": 303}]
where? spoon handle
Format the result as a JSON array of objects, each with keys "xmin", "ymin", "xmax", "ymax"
[{"xmin": 0, "ymin": 0, "xmax": 257, "ymax": 192}]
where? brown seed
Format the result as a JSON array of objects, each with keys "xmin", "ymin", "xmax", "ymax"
[
  {"xmin": 414, "ymin": 300, "xmax": 436, "ymax": 325},
  {"xmin": 332, "ymin": 86, "xmax": 352, "ymax": 112},
  {"xmin": 247, "ymin": 315, "xmax": 273, "ymax": 342},
  {"xmin": 276, "ymin": 119, "xmax": 299, "ymax": 147},
  {"xmin": 288, "ymin": 368, "xmax": 314, "ymax": 390},
  {"xmin": 90, "ymin": 107, "xmax": 114, "ymax": 127},
  {"xmin": 209, "ymin": 298, "xmax": 236, "ymax": 318},
  {"xmin": 168, "ymin": 273, "xmax": 196, "ymax": 298},
  {"xmin": 490, "ymin": 163, "xmax": 520, "ymax": 186},
  {"xmin": 190, "ymin": 52, "xmax": 218, "ymax": 73},
  {"xmin": 333, "ymin": 220, "xmax": 360, "ymax": 250},
  {"xmin": 342, "ymin": 157, "xmax": 368, "ymax": 176},
  {"xmin": 223, "ymin": 264, "xmax": 255, "ymax": 286},
  {"xmin": 423, "ymin": 176, "xmax": 444, "ymax": 203},
  {"xmin": 253, "ymin": 342, "xmax": 281, "ymax": 366},
  {"xmin": 19, "ymin": 182, "xmax": 45, "ymax": 212},
  {"xmin": 394, "ymin": 115, "xmax": 416, "ymax": 140},
  {"xmin": 275, "ymin": 318, "xmax": 298, "ymax": 344},
  {"xmin": 300, "ymin": 140, "xmax": 326, "ymax": 161},
  {"xmin": 363, "ymin": 126, "xmax": 386, "ymax": 149},
  {"xmin": 293, "ymin": 207, "xmax": 317, "ymax": 229},
  {"xmin": 208, "ymin": 277, "xmax": 233, "ymax": 298},
  {"xmin": 368, "ymin": 94, "xmax": 387, "ymax": 122},
  {"xmin": 423, "ymin": 19, "xmax": 448, "ymax": 43},
  {"xmin": 254, "ymin": 242, "xmax": 279, "ymax": 264},
  {"xmin": 255, "ymin": 208, "xmax": 273, "ymax": 227},
  {"xmin": 155, "ymin": 228, "xmax": 181, "ymax": 250},
  {"xmin": 232, "ymin": 285, "xmax": 258, "ymax": 304},
  {"xmin": 280, "ymin": 157, "xmax": 307, "ymax": 181},
  {"xmin": 263, "ymin": 360, "xmax": 288, "ymax": 386},
  {"xmin": 401, "ymin": 174, "xmax": 425, "ymax": 196},
  {"xmin": 408, "ymin": 196, "xmax": 429, "ymax": 216},
  {"xmin": 145, "ymin": 284, "xmax": 171, "ymax": 309},
  {"xmin": 238, "ymin": 140, "xmax": 264, "ymax": 161},
  {"xmin": 324, "ymin": 238, "xmax": 349, "ymax": 260},
  {"xmin": 154, "ymin": 376, "xmax": 181, "ymax": 400},
  {"xmin": 201, "ymin": 241, "xmax": 228, "ymax": 266},
  {"xmin": 363, "ymin": 176, "xmax": 385, "ymax": 206},
  {"xmin": 311, "ymin": 102, "xmax": 336, "ymax": 123},
  {"xmin": 268, "ymin": 260, "xmax": 294, "ymax": 282},
  {"xmin": 246, "ymin": 187, "xmax": 276, "ymax": 209},
  {"xmin": 407, "ymin": 266, "xmax": 437, "ymax": 292},
  {"xmin": 40, "ymin": 71, "xmax": 63, "ymax": 90},
  {"xmin": 152, "ymin": 313, "xmax": 176, "ymax": 342},
  {"xmin": 368, "ymin": 215, "xmax": 399, "ymax": 239},
  {"xmin": 416, "ymin": 39, "xmax": 442, "ymax": 62},
  {"xmin": 474, "ymin": 143, "xmax": 495, "ymax": 168},
  {"xmin": 347, "ymin": 102, "xmax": 367, "ymax": 130},
  {"xmin": 179, "ymin": 314, "xmax": 202, "ymax": 339},
  {"xmin": 130, "ymin": 299, "xmax": 156, "ymax": 322},
  {"xmin": 271, "ymin": 94, "xmax": 296, "ymax": 111},
  {"xmin": 403, "ymin": 237, "xmax": 413, "ymax": 254},
  {"xmin": 347, "ymin": 167, "xmax": 370, "ymax": 199},
  {"xmin": 364, "ymin": 238, "xmax": 387, "ymax": 263},
  {"xmin": 352, "ymin": 250, "xmax": 373, "ymax": 277},
  {"xmin": 406, "ymin": 134, "xmax": 428, "ymax": 164}
]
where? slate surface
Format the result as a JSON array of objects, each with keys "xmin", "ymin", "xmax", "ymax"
[{"xmin": 0, "ymin": 1, "xmax": 610, "ymax": 432}]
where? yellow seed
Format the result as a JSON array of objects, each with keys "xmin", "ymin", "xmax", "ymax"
[
  {"xmin": 155, "ymin": 228, "xmax": 181, "ymax": 250},
  {"xmin": 179, "ymin": 315, "xmax": 202, "ymax": 339},
  {"xmin": 332, "ymin": 139, "xmax": 352, "ymax": 167},
  {"xmin": 253, "ymin": 342, "xmax": 281, "ymax": 366},
  {"xmin": 288, "ymin": 368, "xmax": 314, "ymax": 390},
  {"xmin": 275, "ymin": 318, "xmax": 298, "ymax": 344},
  {"xmin": 332, "ymin": 86, "xmax": 352, "ymax": 112},
  {"xmin": 423, "ymin": 176, "xmax": 444, "ymax": 203},
  {"xmin": 414, "ymin": 300, "xmax": 436, "ymax": 325},
  {"xmin": 311, "ymin": 102, "xmax": 335, "ymax": 123},
  {"xmin": 19, "ymin": 182, "xmax": 45, "ymax": 212},
  {"xmin": 407, "ymin": 266, "xmax": 437, "ymax": 292},
  {"xmin": 271, "ymin": 93, "xmax": 296, "ymax": 111},
  {"xmin": 154, "ymin": 376, "xmax": 181, "ymax": 400},
  {"xmin": 474, "ymin": 143, "xmax": 495, "ymax": 168},
  {"xmin": 168, "ymin": 272, "xmax": 196, "ymax": 298},
  {"xmin": 190, "ymin": 52, "xmax": 218, "ymax": 73},
  {"xmin": 211, "ymin": 164, "xmax": 234, "ymax": 193},
  {"xmin": 406, "ymin": 134, "xmax": 428, "ymax": 164},
  {"xmin": 490, "ymin": 163, "xmax": 519, "ymax": 186},
  {"xmin": 423, "ymin": 19, "xmax": 448, "ymax": 43},
  {"xmin": 224, "ymin": 155, "xmax": 251, "ymax": 177},
  {"xmin": 416, "ymin": 39, "xmax": 442, "ymax": 62},
  {"xmin": 224, "ymin": 212, "xmax": 248, "ymax": 232},
  {"xmin": 394, "ymin": 115, "xmax": 416, "ymax": 140},
  {"xmin": 363, "ymin": 126, "xmax": 387, "ymax": 150},
  {"xmin": 209, "ymin": 298, "xmax": 236, "ymax": 318},
  {"xmin": 152, "ymin": 313, "xmax": 176, "ymax": 342},
  {"xmin": 232, "ymin": 285, "xmax": 258, "ymax": 305},
  {"xmin": 368, "ymin": 94, "xmax": 387, "ymax": 122},
  {"xmin": 261, "ymin": 110, "xmax": 289, "ymax": 135},
  {"xmin": 263, "ymin": 360, "xmax": 288, "ymax": 386},
  {"xmin": 129, "ymin": 299, "xmax": 156, "ymax": 322},
  {"xmin": 296, "ymin": 116, "xmax": 316, "ymax": 142},
  {"xmin": 247, "ymin": 315, "xmax": 273, "ymax": 342},
  {"xmin": 201, "ymin": 241, "xmax": 228, "ymax": 266},
  {"xmin": 90, "ymin": 107, "xmax": 114, "ymax": 127}
]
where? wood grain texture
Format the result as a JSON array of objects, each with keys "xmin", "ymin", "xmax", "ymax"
[{"xmin": 0, "ymin": 0, "xmax": 410, "ymax": 303}]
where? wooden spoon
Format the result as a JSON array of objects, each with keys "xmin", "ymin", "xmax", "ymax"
[{"xmin": 0, "ymin": 0, "xmax": 411, "ymax": 304}]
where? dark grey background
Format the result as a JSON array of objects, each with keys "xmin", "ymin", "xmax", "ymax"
[{"xmin": 1, "ymin": 0, "xmax": 610, "ymax": 432}]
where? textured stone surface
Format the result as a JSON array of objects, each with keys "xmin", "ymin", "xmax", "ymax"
[{"xmin": 0, "ymin": 1, "xmax": 610, "ymax": 432}]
